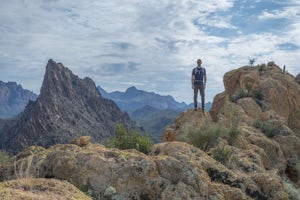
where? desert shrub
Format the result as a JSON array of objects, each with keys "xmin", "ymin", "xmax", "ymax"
[
  {"xmin": 221, "ymin": 104, "xmax": 242, "ymax": 144},
  {"xmin": 108, "ymin": 122, "xmax": 152, "ymax": 154},
  {"xmin": 180, "ymin": 121, "xmax": 229, "ymax": 151},
  {"xmin": 227, "ymin": 126, "xmax": 241, "ymax": 145},
  {"xmin": 253, "ymin": 119, "xmax": 282, "ymax": 137},
  {"xmin": 284, "ymin": 181, "xmax": 300, "ymax": 200},
  {"xmin": 211, "ymin": 145, "xmax": 233, "ymax": 165},
  {"xmin": 230, "ymin": 88, "xmax": 249, "ymax": 103},
  {"xmin": 252, "ymin": 89, "xmax": 264, "ymax": 100},
  {"xmin": 0, "ymin": 150, "xmax": 10, "ymax": 166},
  {"xmin": 257, "ymin": 63, "xmax": 267, "ymax": 71}
]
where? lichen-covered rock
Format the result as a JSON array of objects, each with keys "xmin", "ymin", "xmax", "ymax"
[
  {"xmin": 295, "ymin": 73, "xmax": 300, "ymax": 84},
  {"xmin": 0, "ymin": 178, "xmax": 91, "ymax": 200},
  {"xmin": 0, "ymin": 142, "xmax": 290, "ymax": 200}
]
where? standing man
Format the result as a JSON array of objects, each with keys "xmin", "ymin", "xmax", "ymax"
[{"xmin": 191, "ymin": 58, "xmax": 207, "ymax": 111}]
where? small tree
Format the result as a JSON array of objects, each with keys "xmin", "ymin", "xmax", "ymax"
[
  {"xmin": 107, "ymin": 122, "xmax": 152, "ymax": 154},
  {"xmin": 249, "ymin": 58, "xmax": 256, "ymax": 67}
]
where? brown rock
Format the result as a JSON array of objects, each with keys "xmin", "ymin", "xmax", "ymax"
[
  {"xmin": 0, "ymin": 178, "xmax": 91, "ymax": 200},
  {"xmin": 296, "ymin": 73, "xmax": 300, "ymax": 84},
  {"xmin": 72, "ymin": 136, "xmax": 91, "ymax": 147},
  {"xmin": 0, "ymin": 142, "xmax": 290, "ymax": 200}
]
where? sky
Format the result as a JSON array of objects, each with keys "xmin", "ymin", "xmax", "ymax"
[{"xmin": 0, "ymin": 0, "xmax": 299, "ymax": 104}]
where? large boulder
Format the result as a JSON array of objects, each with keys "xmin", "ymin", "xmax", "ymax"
[{"xmin": 0, "ymin": 178, "xmax": 91, "ymax": 200}]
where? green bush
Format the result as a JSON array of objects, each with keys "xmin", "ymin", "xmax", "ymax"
[
  {"xmin": 230, "ymin": 88, "xmax": 249, "ymax": 103},
  {"xmin": 252, "ymin": 89, "xmax": 264, "ymax": 100},
  {"xmin": 284, "ymin": 181, "xmax": 300, "ymax": 200},
  {"xmin": 180, "ymin": 121, "xmax": 229, "ymax": 151},
  {"xmin": 107, "ymin": 122, "xmax": 152, "ymax": 154},
  {"xmin": 253, "ymin": 119, "xmax": 281, "ymax": 137},
  {"xmin": 211, "ymin": 145, "xmax": 233, "ymax": 165},
  {"xmin": 257, "ymin": 63, "xmax": 267, "ymax": 71},
  {"xmin": 0, "ymin": 150, "xmax": 10, "ymax": 166}
]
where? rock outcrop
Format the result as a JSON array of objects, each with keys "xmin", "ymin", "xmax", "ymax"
[
  {"xmin": 0, "ymin": 81, "xmax": 37, "ymax": 118},
  {"xmin": 0, "ymin": 59, "xmax": 137, "ymax": 154},
  {"xmin": 0, "ymin": 178, "xmax": 91, "ymax": 200},
  {"xmin": 163, "ymin": 63, "xmax": 300, "ymax": 192},
  {"xmin": 0, "ymin": 141, "xmax": 290, "ymax": 199}
]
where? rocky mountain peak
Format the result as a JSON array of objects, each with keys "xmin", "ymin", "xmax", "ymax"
[
  {"xmin": 39, "ymin": 59, "xmax": 100, "ymax": 103},
  {"xmin": 0, "ymin": 59, "xmax": 136, "ymax": 154}
]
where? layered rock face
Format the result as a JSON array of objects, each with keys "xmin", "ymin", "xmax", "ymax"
[
  {"xmin": 0, "ymin": 81, "xmax": 37, "ymax": 118},
  {"xmin": 0, "ymin": 59, "xmax": 136, "ymax": 153}
]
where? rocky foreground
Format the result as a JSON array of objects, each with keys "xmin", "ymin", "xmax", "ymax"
[{"xmin": 0, "ymin": 140, "xmax": 291, "ymax": 200}]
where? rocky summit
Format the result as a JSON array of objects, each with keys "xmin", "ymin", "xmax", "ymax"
[
  {"xmin": 162, "ymin": 62, "xmax": 300, "ymax": 199},
  {"xmin": 0, "ymin": 59, "xmax": 136, "ymax": 154}
]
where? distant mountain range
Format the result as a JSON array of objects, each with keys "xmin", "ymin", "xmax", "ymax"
[
  {"xmin": 0, "ymin": 72, "xmax": 212, "ymax": 146},
  {"xmin": 98, "ymin": 86, "xmax": 188, "ymax": 111},
  {"xmin": 0, "ymin": 81, "xmax": 37, "ymax": 118},
  {"xmin": 98, "ymin": 85, "xmax": 212, "ymax": 112}
]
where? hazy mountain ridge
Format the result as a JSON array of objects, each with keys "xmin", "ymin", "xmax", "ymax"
[
  {"xmin": 98, "ymin": 85, "xmax": 188, "ymax": 111},
  {"xmin": 0, "ymin": 81, "xmax": 37, "ymax": 118}
]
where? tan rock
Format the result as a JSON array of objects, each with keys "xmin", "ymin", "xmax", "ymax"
[
  {"xmin": 72, "ymin": 136, "xmax": 91, "ymax": 147},
  {"xmin": 0, "ymin": 178, "xmax": 91, "ymax": 200},
  {"xmin": 0, "ymin": 142, "xmax": 289, "ymax": 200}
]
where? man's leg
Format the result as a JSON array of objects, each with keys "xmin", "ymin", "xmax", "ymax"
[
  {"xmin": 200, "ymin": 85, "xmax": 205, "ymax": 110},
  {"xmin": 193, "ymin": 85, "xmax": 198, "ymax": 110}
]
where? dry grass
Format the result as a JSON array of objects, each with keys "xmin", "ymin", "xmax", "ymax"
[{"xmin": 0, "ymin": 178, "xmax": 92, "ymax": 200}]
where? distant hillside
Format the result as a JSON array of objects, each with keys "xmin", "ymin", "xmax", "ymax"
[
  {"xmin": 0, "ymin": 81, "xmax": 37, "ymax": 118},
  {"xmin": 129, "ymin": 105, "xmax": 181, "ymax": 143}
]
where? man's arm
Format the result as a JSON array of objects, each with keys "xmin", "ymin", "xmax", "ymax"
[{"xmin": 191, "ymin": 70, "xmax": 195, "ymax": 89}]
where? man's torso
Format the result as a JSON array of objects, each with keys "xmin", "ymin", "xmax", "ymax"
[{"xmin": 192, "ymin": 67, "xmax": 206, "ymax": 85}]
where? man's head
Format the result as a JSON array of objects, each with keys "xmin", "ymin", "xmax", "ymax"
[{"xmin": 197, "ymin": 59, "xmax": 202, "ymax": 66}]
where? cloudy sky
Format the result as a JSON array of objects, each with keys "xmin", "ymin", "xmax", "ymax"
[{"xmin": 0, "ymin": 0, "xmax": 299, "ymax": 104}]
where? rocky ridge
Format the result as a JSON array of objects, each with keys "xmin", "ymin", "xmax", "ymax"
[
  {"xmin": 162, "ymin": 62, "xmax": 300, "ymax": 197},
  {"xmin": 0, "ymin": 59, "xmax": 136, "ymax": 153}
]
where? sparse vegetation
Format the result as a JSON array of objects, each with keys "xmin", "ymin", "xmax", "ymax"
[
  {"xmin": 257, "ymin": 63, "xmax": 267, "ymax": 72},
  {"xmin": 107, "ymin": 122, "xmax": 152, "ymax": 154},
  {"xmin": 252, "ymin": 89, "xmax": 264, "ymax": 100},
  {"xmin": 284, "ymin": 181, "xmax": 300, "ymax": 200},
  {"xmin": 253, "ymin": 119, "xmax": 282, "ymax": 137},
  {"xmin": 230, "ymin": 88, "xmax": 249, "ymax": 103},
  {"xmin": 249, "ymin": 58, "xmax": 256, "ymax": 67},
  {"xmin": 180, "ymin": 120, "xmax": 228, "ymax": 151},
  {"xmin": 211, "ymin": 145, "xmax": 233, "ymax": 165},
  {"xmin": 0, "ymin": 150, "xmax": 10, "ymax": 166}
]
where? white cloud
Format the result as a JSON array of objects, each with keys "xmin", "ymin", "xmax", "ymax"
[
  {"xmin": 0, "ymin": 0, "xmax": 299, "ymax": 104},
  {"xmin": 258, "ymin": 7, "xmax": 299, "ymax": 20}
]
